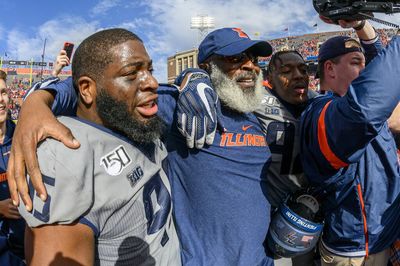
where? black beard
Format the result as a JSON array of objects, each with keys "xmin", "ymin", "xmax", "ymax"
[{"xmin": 96, "ymin": 89, "xmax": 164, "ymax": 144}]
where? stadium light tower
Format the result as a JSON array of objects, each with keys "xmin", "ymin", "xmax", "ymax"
[
  {"xmin": 40, "ymin": 38, "xmax": 47, "ymax": 81},
  {"xmin": 191, "ymin": 15, "xmax": 215, "ymax": 43}
]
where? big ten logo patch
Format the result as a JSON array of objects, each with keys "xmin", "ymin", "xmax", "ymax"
[
  {"xmin": 262, "ymin": 95, "xmax": 281, "ymax": 115},
  {"xmin": 100, "ymin": 145, "xmax": 132, "ymax": 176},
  {"xmin": 126, "ymin": 166, "xmax": 144, "ymax": 187},
  {"xmin": 265, "ymin": 107, "xmax": 280, "ymax": 115},
  {"xmin": 261, "ymin": 95, "xmax": 280, "ymax": 107}
]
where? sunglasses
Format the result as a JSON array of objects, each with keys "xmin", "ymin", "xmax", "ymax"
[{"xmin": 218, "ymin": 52, "xmax": 259, "ymax": 65}]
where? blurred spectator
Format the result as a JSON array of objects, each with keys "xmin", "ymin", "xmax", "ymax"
[
  {"xmin": 1, "ymin": 28, "xmax": 397, "ymax": 120},
  {"xmin": 263, "ymin": 28, "xmax": 397, "ymax": 93},
  {"xmin": 0, "ymin": 70, "xmax": 25, "ymax": 265}
]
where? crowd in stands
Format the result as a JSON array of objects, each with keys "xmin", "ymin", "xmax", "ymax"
[
  {"xmin": 1, "ymin": 28, "xmax": 398, "ymax": 119},
  {"xmin": 265, "ymin": 28, "xmax": 398, "ymax": 91},
  {"xmin": 6, "ymin": 77, "xmax": 32, "ymax": 120},
  {"xmin": 268, "ymin": 28, "xmax": 396, "ymax": 59}
]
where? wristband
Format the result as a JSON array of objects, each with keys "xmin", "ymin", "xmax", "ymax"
[{"xmin": 353, "ymin": 20, "xmax": 366, "ymax": 31}]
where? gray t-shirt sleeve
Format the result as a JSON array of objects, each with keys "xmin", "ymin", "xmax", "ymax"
[{"xmin": 19, "ymin": 137, "xmax": 94, "ymax": 228}]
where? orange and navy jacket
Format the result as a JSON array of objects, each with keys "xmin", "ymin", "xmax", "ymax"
[
  {"xmin": 0, "ymin": 120, "xmax": 14, "ymax": 195},
  {"xmin": 300, "ymin": 36, "xmax": 400, "ymax": 257},
  {"xmin": 0, "ymin": 120, "xmax": 25, "ymax": 261}
]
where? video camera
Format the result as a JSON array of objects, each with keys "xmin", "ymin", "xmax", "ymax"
[{"xmin": 313, "ymin": 0, "xmax": 400, "ymax": 26}]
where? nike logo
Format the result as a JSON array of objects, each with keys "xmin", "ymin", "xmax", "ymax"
[
  {"xmin": 197, "ymin": 83, "xmax": 214, "ymax": 122},
  {"xmin": 242, "ymin": 125, "xmax": 253, "ymax": 131}
]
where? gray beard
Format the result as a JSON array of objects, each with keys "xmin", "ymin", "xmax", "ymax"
[{"xmin": 209, "ymin": 63, "xmax": 264, "ymax": 113}]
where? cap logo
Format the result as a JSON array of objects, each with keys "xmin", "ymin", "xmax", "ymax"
[{"xmin": 232, "ymin": 28, "xmax": 249, "ymax": 39}]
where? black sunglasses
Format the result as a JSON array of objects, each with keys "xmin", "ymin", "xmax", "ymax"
[{"xmin": 219, "ymin": 52, "xmax": 259, "ymax": 65}]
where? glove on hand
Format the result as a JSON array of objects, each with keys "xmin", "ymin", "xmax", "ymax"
[{"xmin": 175, "ymin": 68, "xmax": 219, "ymax": 149}]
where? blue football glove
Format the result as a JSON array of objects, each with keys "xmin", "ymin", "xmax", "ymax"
[{"xmin": 175, "ymin": 68, "xmax": 218, "ymax": 149}]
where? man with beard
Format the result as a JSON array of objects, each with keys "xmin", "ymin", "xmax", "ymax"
[
  {"xmin": 8, "ymin": 27, "xmax": 274, "ymax": 265},
  {"xmin": 16, "ymin": 28, "xmax": 180, "ymax": 265},
  {"xmin": 174, "ymin": 20, "xmax": 379, "ymax": 266},
  {"xmin": 166, "ymin": 28, "xmax": 274, "ymax": 265}
]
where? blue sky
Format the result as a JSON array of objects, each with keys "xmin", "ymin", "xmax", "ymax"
[{"xmin": 1, "ymin": 0, "xmax": 399, "ymax": 82}]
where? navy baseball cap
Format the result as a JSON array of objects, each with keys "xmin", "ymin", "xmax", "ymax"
[
  {"xmin": 197, "ymin": 27, "xmax": 273, "ymax": 64},
  {"xmin": 318, "ymin": 35, "xmax": 363, "ymax": 62}
]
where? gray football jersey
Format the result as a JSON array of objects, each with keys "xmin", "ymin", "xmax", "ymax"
[
  {"xmin": 254, "ymin": 89, "xmax": 317, "ymax": 208},
  {"xmin": 19, "ymin": 116, "xmax": 181, "ymax": 266}
]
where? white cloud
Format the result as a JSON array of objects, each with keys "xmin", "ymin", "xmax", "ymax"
[
  {"xmin": 145, "ymin": 0, "xmax": 315, "ymax": 44},
  {"xmin": 140, "ymin": 0, "xmax": 400, "ymax": 82},
  {"xmin": 6, "ymin": 16, "xmax": 99, "ymax": 62},
  {"xmin": 3, "ymin": 0, "xmax": 399, "ymax": 83},
  {"xmin": 91, "ymin": 0, "xmax": 121, "ymax": 16},
  {"xmin": 116, "ymin": 19, "xmax": 157, "ymax": 33},
  {"xmin": 133, "ymin": 0, "xmax": 316, "ymax": 82}
]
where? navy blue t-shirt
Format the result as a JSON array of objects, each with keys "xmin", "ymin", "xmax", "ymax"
[{"xmin": 159, "ymin": 86, "xmax": 273, "ymax": 266}]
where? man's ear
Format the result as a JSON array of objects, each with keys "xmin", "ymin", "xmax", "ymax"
[
  {"xmin": 78, "ymin": 76, "xmax": 96, "ymax": 105},
  {"xmin": 199, "ymin": 62, "xmax": 211, "ymax": 74},
  {"xmin": 324, "ymin": 61, "xmax": 335, "ymax": 79}
]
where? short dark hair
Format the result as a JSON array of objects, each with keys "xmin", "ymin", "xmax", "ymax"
[
  {"xmin": 0, "ymin": 70, "xmax": 7, "ymax": 81},
  {"xmin": 72, "ymin": 28, "xmax": 143, "ymax": 90},
  {"xmin": 317, "ymin": 55, "xmax": 342, "ymax": 83},
  {"xmin": 267, "ymin": 50, "xmax": 304, "ymax": 75}
]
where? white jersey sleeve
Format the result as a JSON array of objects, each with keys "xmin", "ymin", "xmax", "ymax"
[{"xmin": 18, "ymin": 129, "xmax": 94, "ymax": 227}]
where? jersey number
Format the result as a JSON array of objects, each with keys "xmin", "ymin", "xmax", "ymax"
[
  {"xmin": 28, "ymin": 175, "xmax": 55, "ymax": 223},
  {"xmin": 143, "ymin": 174, "xmax": 171, "ymax": 235},
  {"xmin": 266, "ymin": 121, "xmax": 302, "ymax": 175}
]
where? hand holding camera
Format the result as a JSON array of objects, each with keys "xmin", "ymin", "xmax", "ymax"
[{"xmin": 313, "ymin": 0, "xmax": 400, "ymax": 28}]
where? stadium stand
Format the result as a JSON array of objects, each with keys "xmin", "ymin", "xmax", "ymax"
[
  {"xmin": 1, "ymin": 28, "xmax": 397, "ymax": 119},
  {"xmin": 261, "ymin": 28, "xmax": 398, "ymax": 91}
]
